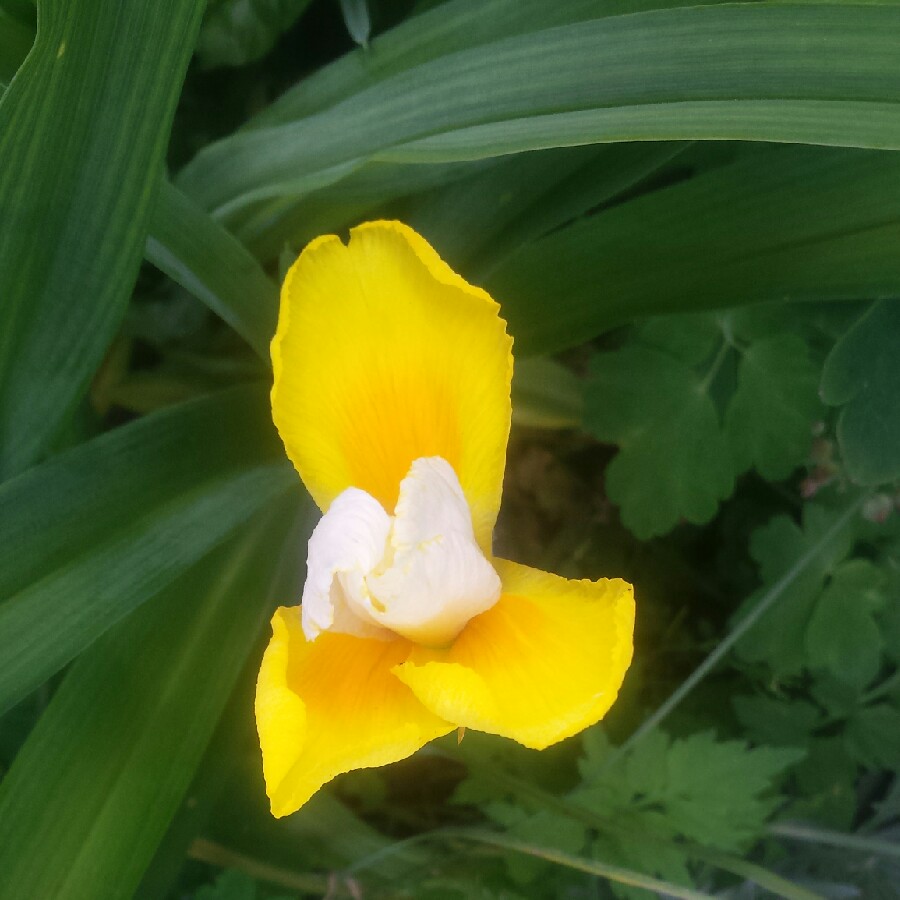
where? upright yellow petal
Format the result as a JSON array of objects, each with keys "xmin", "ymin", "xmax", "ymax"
[
  {"xmin": 271, "ymin": 221, "xmax": 513, "ymax": 550},
  {"xmin": 256, "ymin": 607, "xmax": 453, "ymax": 818},
  {"xmin": 394, "ymin": 560, "xmax": 635, "ymax": 750}
]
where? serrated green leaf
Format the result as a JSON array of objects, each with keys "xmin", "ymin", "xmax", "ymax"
[
  {"xmin": 735, "ymin": 505, "xmax": 855, "ymax": 675},
  {"xmin": 635, "ymin": 314, "xmax": 720, "ymax": 367},
  {"xmin": 585, "ymin": 345, "xmax": 733, "ymax": 538},
  {"xmin": 805, "ymin": 559, "xmax": 886, "ymax": 688},
  {"xmin": 725, "ymin": 334, "xmax": 822, "ymax": 480},
  {"xmin": 193, "ymin": 869, "xmax": 275, "ymax": 900},
  {"xmin": 0, "ymin": 0, "xmax": 203, "ymax": 478},
  {"xmin": 196, "ymin": 0, "xmax": 313, "ymax": 70},
  {"xmin": 820, "ymin": 300, "xmax": 900, "ymax": 485},
  {"xmin": 0, "ymin": 385, "xmax": 293, "ymax": 714},
  {"xmin": 572, "ymin": 731, "xmax": 803, "ymax": 850},
  {"xmin": 732, "ymin": 696, "xmax": 821, "ymax": 748},
  {"xmin": 0, "ymin": 505, "xmax": 302, "ymax": 900}
]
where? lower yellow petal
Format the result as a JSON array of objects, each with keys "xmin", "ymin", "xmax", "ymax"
[
  {"xmin": 393, "ymin": 559, "xmax": 635, "ymax": 750},
  {"xmin": 255, "ymin": 607, "xmax": 453, "ymax": 817}
]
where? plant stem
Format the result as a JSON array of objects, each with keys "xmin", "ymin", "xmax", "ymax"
[{"xmin": 769, "ymin": 822, "xmax": 900, "ymax": 860}]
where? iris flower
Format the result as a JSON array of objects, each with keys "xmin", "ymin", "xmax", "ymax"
[{"xmin": 255, "ymin": 221, "xmax": 635, "ymax": 818}]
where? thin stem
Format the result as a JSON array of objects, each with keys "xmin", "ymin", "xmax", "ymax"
[
  {"xmin": 611, "ymin": 495, "xmax": 865, "ymax": 763},
  {"xmin": 769, "ymin": 822, "xmax": 900, "ymax": 860},
  {"xmin": 434, "ymin": 829, "xmax": 716, "ymax": 900},
  {"xmin": 188, "ymin": 838, "xmax": 331, "ymax": 895}
]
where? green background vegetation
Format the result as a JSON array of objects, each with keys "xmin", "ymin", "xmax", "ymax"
[{"xmin": 0, "ymin": 1, "xmax": 898, "ymax": 897}]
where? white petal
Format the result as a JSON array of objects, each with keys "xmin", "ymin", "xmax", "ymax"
[
  {"xmin": 300, "ymin": 487, "xmax": 393, "ymax": 641},
  {"xmin": 390, "ymin": 457, "xmax": 476, "ymax": 549},
  {"xmin": 362, "ymin": 457, "xmax": 501, "ymax": 646}
]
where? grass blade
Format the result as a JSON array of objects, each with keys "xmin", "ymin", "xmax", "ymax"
[
  {"xmin": 0, "ymin": 502, "xmax": 303, "ymax": 899},
  {"xmin": 0, "ymin": 385, "xmax": 294, "ymax": 714},
  {"xmin": 0, "ymin": 0, "xmax": 203, "ymax": 477}
]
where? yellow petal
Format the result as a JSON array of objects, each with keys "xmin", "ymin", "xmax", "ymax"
[
  {"xmin": 271, "ymin": 221, "xmax": 513, "ymax": 550},
  {"xmin": 393, "ymin": 559, "xmax": 635, "ymax": 750},
  {"xmin": 255, "ymin": 607, "xmax": 453, "ymax": 818}
]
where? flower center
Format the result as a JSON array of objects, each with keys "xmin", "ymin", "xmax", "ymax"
[{"xmin": 301, "ymin": 457, "xmax": 501, "ymax": 647}]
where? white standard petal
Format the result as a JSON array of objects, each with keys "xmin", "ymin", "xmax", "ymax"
[
  {"xmin": 362, "ymin": 457, "xmax": 501, "ymax": 646},
  {"xmin": 300, "ymin": 487, "xmax": 393, "ymax": 641}
]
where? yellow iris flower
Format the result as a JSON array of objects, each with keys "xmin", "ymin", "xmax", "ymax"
[{"xmin": 255, "ymin": 221, "xmax": 635, "ymax": 818}]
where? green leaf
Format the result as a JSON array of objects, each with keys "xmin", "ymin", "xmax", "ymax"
[
  {"xmin": 585, "ymin": 345, "xmax": 734, "ymax": 538},
  {"xmin": 405, "ymin": 142, "xmax": 686, "ymax": 278},
  {"xmin": 820, "ymin": 300, "xmax": 900, "ymax": 485},
  {"xmin": 0, "ymin": 385, "xmax": 294, "ymax": 714},
  {"xmin": 146, "ymin": 180, "xmax": 279, "ymax": 361},
  {"xmin": 196, "ymin": 0, "xmax": 314, "ymax": 70},
  {"xmin": 735, "ymin": 504, "xmax": 855, "ymax": 676},
  {"xmin": 805, "ymin": 559, "xmax": 886, "ymax": 689},
  {"xmin": 0, "ymin": 504, "xmax": 302, "ymax": 900},
  {"xmin": 489, "ymin": 147, "xmax": 900, "ymax": 355},
  {"xmin": 579, "ymin": 730, "xmax": 803, "ymax": 853},
  {"xmin": 0, "ymin": 0, "xmax": 204, "ymax": 478},
  {"xmin": 724, "ymin": 334, "xmax": 822, "ymax": 480},
  {"xmin": 845, "ymin": 704, "xmax": 900, "ymax": 769},
  {"xmin": 179, "ymin": 3, "xmax": 900, "ymax": 218},
  {"xmin": 732, "ymin": 696, "xmax": 821, "ymax": 749},
  {"xmin": 635, "ymin": 314, "xmax": 720, "ymax": 367}
]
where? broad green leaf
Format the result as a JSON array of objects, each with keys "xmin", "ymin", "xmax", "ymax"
[
  {"xmin": 0, "ymin": 0, "xmax": 204, "ymax": 478},
  {"xmin": 146, "ymin": 180, "xmax": 279, "ymax": 361},
  {"xmin": 406, "ymin": 142, "xmax": 686, "ymax": 279},
  {"xmin": 0, "ymin": 385, "xmax": 294, "ymax": 714},
  {"xmin": 724, "ymin": 334, "xmax": 822, "ymax": 480},
  {"xmin": 0, "ymin": 503, "xmax": 303, "ymax": 900},
  {"xmin": 249, "ymin": 0, "xmax": 662, "ymax": 128},
  {"xmin": 179, "ymin": 4, "xmax": 900, "ymax": 218},
  {"xmin": 235, "ymin": 158, "xmax": 490, "ymax": 261},
  {"xmin": 196, "ymin": 0, "xmax": 314, "ymax": 70},
  {"xmin": 489, "ymin": 147, "xmax": 900, "ymax": 355},
  {"xmin": 585, "ymin": 345, "xmax": 733, "ymax": 538},
  {"xmin": 820, "ymin": 300, "xmax": 900, "ymax": 485},
  {"xmin": 806, "ymin": 560, "xmax": 886, "ymax": 689}
]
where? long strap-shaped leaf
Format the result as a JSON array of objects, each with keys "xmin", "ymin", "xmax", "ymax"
[
  {"xmin": 0, "ymin": 502, "xmax": 304, "ymax": 900},
  {"xmin": 488, "ymin": 146, "xmax": 900, "ymax": 355},
  {"xmin": 179, "ymin": 3, "xmax": 900, "ymax": 216},
  {"xmin": 0, "ymin": 384, "xmax": 295, "ymax": 715},
  {"xmin": 0, "ymin": 0, "xmax": 203, "ymax": 479}
]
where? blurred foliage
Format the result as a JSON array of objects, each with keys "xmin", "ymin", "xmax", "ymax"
[{"xmin": 1, "ymin": 1, "xmax": 899, "ymax": 899}]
